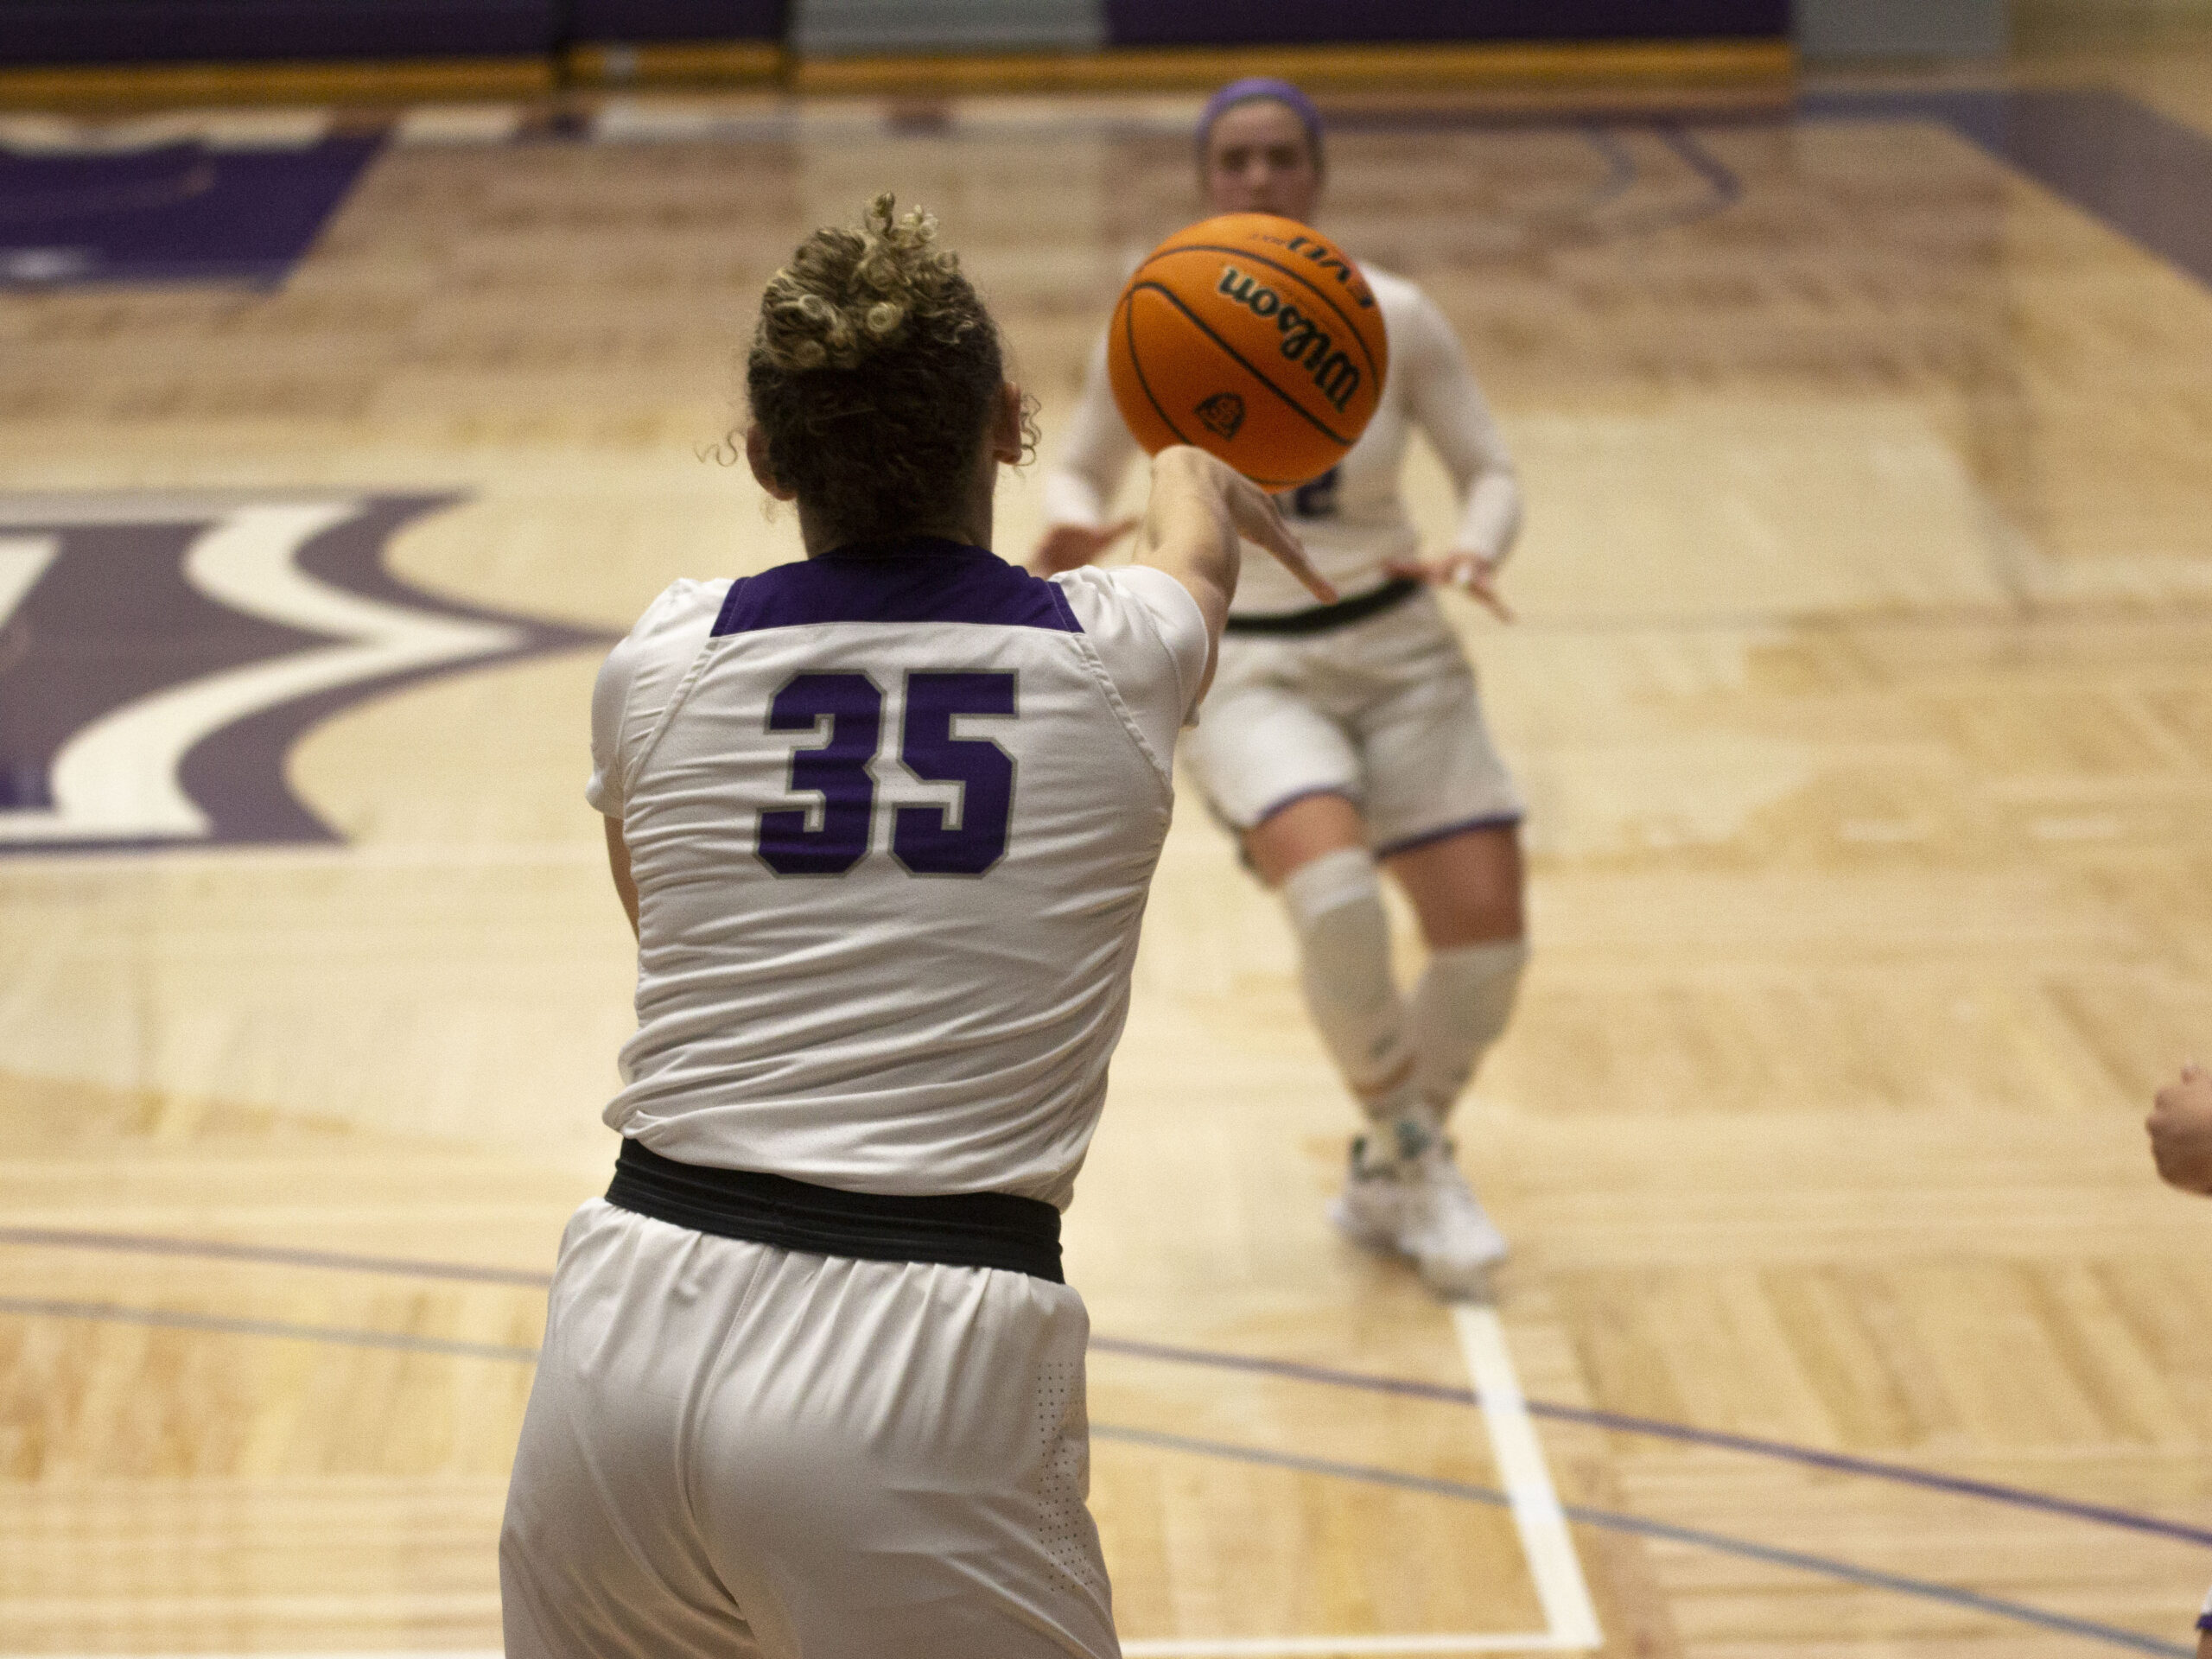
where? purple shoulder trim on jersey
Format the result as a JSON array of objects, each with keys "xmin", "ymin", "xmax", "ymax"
[{"xmin": 711, "ymin": 538, "xmax": 1082, "ymax": 636}]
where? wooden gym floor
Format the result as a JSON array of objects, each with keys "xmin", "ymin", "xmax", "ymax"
[{"xmin": 4, "ymin": 41, "xmax": 2212, "ymax": 1659}]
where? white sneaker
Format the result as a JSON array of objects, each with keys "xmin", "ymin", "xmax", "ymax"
[{"xmin": 1328, "ymin": 1118, "xmax": 1509, "ymax": 1300}]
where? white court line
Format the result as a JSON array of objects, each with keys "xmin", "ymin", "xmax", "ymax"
[
  {"xmin": 1120, "ymin": 1304, "xmax": 1602, "ymax": 1659},
  {"xmin": 1452, "ymin": 1304, "xmax": 1605, "ymax": 1652}
]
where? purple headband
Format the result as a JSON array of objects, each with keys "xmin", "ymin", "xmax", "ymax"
[{"xmin": 1197, "ymin": 77, "xmax": 1325, "ymax": 159}]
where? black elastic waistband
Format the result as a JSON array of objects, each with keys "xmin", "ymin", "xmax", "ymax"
[
  {"xmin": 1224, "ymin": 575, "xmax": 1421, "ymax": 637},
  {"xmin": 606, "ymin": 1138, "xmax": 1063, "ymax": 1283}
]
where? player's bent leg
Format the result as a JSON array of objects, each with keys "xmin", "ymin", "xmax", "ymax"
[
  {"xmin": 1359, "ymin": 830, "xmax": 1528, "ymax": 1299},
  {"xmin": 1385, "ymin": 823, "xmax": 1529, "ymax": 1115},
  {"xmin": 1244, "ymin": 790, "xmax": 1366, "ymax": 887},
  {"xmin": 1252, "ymin": 795, "xmax": 1416, "ymax": 1115}
]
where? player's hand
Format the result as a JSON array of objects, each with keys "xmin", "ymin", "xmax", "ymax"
[
  {"xmin": 2148, "ymin": 1063, "xmax": 2212, "ymax": 1195},
  {"xmin": 1386, "ymin": 550, "xmax": 1514, "ymax": 624},
  {"xmin": 1192, "ymin": 453, "xmax": 1334, "ymax": 606},
  {"xmin": 1032, "ymin": 520, "xmax": 1136, "ymax": 575}
]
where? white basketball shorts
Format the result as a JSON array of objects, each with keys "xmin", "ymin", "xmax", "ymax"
[
  {"xmin": 500, "ymin": 1198, "xmax": 1116, "ymax": 1659},
  {"xmin": 1183, "ymin": 589, "xmax": 1523, "ymax": 855}
]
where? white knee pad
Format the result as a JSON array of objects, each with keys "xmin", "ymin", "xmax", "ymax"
[
  {"xmin": 1281, "ymin": 848, "xmax": 1412, "ymax": 1106},
  {"xmin": 1409, "ymin": 937, "xmax": 1529, "ymax": 1115}
]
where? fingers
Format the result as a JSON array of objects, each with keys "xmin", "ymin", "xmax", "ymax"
[
  {"xmin": 1253, "ymin": 512, "xmax": 1336, "ymax": 605},
  {"xmin": 1221, "ymin": 473, "xmax": 1334, "ymax": 604},
  {"xmin": 1464, "ymin": 572, "xmax": 1516, "ymax": 625},
  {"xmin": 1380, "ymin": 553, "xmax": 1513, "ymax": 619},
  {"xmin": 1436, "ymin": 553, "xmax": 1516, "ymax": 622}
]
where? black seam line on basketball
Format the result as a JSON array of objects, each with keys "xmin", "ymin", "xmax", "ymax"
[
  {"xmin": 1121, "ymin": 295, "xmax": 1316, "ymax": 481},
  {"xmin": 0, "ymin": 1297, "xmax": 2180, "ymax": 1659},
  {"xmin": 1095, "ymin": 1426, "xmax": 2195, "ymax": 1659},
  {"xmin": 1129, "ymin": 281, "xmax": 1357, "ymax": 450},
  {"xmin": 8, "ymin": 1228, "xmax": 2209, "ymax": 1554},
  {"xmin": 1153, "ymin": 243, "xmax": 1381, "ymax": 380},
  {"xmin": 1121, "ymin": 292, "xmax": 1196, "ymax": 450}
]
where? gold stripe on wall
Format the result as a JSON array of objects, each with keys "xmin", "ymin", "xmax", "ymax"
[
  {"xmin": 790, "ymin": 38, "xmax": 1797, "ymax": 97},
  {"xmin": 564, "ymin": 40, "xmax": 786, "ymax": 87}
]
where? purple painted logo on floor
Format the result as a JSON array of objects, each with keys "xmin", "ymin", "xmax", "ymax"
[
  {"xmin": 0, "ymin": 134, "xmax": 382, "ymax": 288},
  {"xmin": 0, "ymin": 493, "xmax": 613, "ymax": 854}
]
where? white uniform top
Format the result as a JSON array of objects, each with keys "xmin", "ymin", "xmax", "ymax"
[
  {"xmin": 1045, "ymin": 264, "xmax": 1522, "ymax": 616},
  {"xmin": 587, "ymin": 539, "xmax": 1210, "ymax": 1211}
]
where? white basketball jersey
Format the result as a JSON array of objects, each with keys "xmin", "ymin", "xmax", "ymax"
[{"xmin": 586, "ymin": 538, "xmax": 1209, "ymax": 1210}]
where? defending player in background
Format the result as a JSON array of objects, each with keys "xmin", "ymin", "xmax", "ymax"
[
  {"xmin": 500, "ymin": 194, "xmax": 1328, "ymax": 1657},
  {"xmin": 1036, "ymin": 79, "xmax": 1527, "ymax": 1298}
]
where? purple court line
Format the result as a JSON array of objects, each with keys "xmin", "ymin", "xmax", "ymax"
[
  {"xmin": 0, "ymin": 1225, "xmax": 554, "ymax": 1286},
  {"xmin": 0, "ymin": 1294, "xmax": 2185, "ymax": 1658},
  {"xmin": 0, "ymin": 1297, "xmax": 537, "ymax": 1363},
  {"xmin": 7, "ymin": 1225, "xmax": 2209, "ymax": 1553},
  {"xmin": 1090, "ymin": 1334, "xmax": 2212, "ymax": 1553},
  {"xmin": 1098, "ymin": 1425, "xmax": 2194, "ymax": 1659}
]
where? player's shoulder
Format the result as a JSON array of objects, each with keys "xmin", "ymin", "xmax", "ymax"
[
  {"xmin": 1056, "ymin": 564, "xmax": 1203, "ymax": 646},
  {"xmin": 631, "ymin": 576, "xmax": 732, "ymax": 639},
  {"xmin": 1054, "ymin": 565, "xmax": 1210, "ymax": 702},
  {"xmin": 606, "ymin": 576, "xmax": 732, "ymax": 679}
]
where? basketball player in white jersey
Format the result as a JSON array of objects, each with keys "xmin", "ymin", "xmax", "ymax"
[
  {"xmin": 499, "ymin": 194, "xmax": 1326, "ymax": 1658},
  {"xmin": 1036, "ymin": 80, "xmax": 1527, "ymax": 1298}
]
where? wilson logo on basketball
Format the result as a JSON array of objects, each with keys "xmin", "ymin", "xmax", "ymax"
[
  {"xmin": 1216, "ymin": 264, "xmax": 1363, "ymax": 413},
  {"xmin": 1194, "ymin": 393, "xmax": 1246, "ymax": 439}
]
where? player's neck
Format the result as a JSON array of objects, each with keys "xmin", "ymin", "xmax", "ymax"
[{"xmin": 796, "ymin": 482, "xmax": 995, "ymax": 558}]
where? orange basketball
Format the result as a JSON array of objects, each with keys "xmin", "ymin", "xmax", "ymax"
[{"xmin": 1107, "ymin": 213, "xmax": 1389, "ymax": 491}]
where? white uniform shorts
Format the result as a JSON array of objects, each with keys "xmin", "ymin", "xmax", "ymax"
[
  {"xmin": 1184, "ymin": 590, "xmax": 1522, "ymax": 856},
  {"xmin": 501, "ymin": 1198, "xmax": 1116, "ymax": 1659}
]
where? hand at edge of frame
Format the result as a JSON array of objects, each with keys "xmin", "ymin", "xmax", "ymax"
[{"xmin": 2147, "ymin": 1061, "xmax": 2212, "ymax": 1196}]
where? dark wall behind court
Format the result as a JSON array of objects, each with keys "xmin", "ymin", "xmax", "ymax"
[
  {"xmin": 0, "ymin": 0, "xmax": 1785, "ymax": 69},
  {"xmin": 0, "ymin": 0, "xmax": 788, "ymax": 64}
]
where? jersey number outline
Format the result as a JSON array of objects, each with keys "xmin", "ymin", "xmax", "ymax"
[{"xmin": 758, "ymin": 671, "xmax": 1017, "ymax": 878}]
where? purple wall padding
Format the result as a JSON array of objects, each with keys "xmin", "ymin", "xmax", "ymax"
[
  {"xmin": 1104, "ymin": 0, "xmax": 1790, "ymax": 47},
  {"xmin": 566, "ymin": 0, "xmax": 786, "ymax": 42},
  {"xmin": 0, "ymin": 2, "xmax": 556, "ymax": 66}
]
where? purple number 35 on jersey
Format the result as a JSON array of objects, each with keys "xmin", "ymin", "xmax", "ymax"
[{"xmin": 758, "ymin": 671, "xmax": 1016, "ymax": 878}]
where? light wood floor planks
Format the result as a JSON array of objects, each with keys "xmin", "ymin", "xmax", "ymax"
[{"xmin": 4, "ymin": 40, "xmax": 2212, "ymax": 1659}]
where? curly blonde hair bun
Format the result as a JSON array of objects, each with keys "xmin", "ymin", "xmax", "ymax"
[{"xmin": 747, "ymin": 194, "xmax": 1017, "ymax": 542}]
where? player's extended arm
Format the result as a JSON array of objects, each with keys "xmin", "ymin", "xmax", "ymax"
[
  {"xmin": 1131, "ymin": 446, "xmax": 1333, "ymax": 698},
  {"xmin": 1033, "ymin": 336, "xmax": 1146, "ymax": 574},
  {"xmin": 605, "ymin": 817, "xmax": 640, "ymax": 940},
  {"xmin": 1384, "ymin": 291, "xmax": 1523, "ymax": 622}
]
